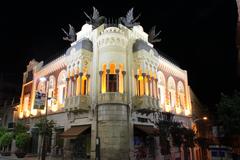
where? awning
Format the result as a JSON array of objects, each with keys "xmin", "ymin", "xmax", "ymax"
[
  {"xmin": 59, "ymin": 125, "xmax": 90, "ymax": 139},
  {"xmin": 134, "ymin": 124, "xmax": 158, "ymax": 135}
]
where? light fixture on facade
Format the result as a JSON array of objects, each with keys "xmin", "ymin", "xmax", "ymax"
[
  {"xmin": 40, "ymin": 76, "xmax": 47, "ymax": 82},
  {"xmin": 19, "ymin": 112, "xmax": 24, "ymax": 119},
  {"xmin": 203, "ymin": 116, "xmax": 208, "ymax": 120},
  {"xmin": 185, "ymin": 109, "xmax": 191, "ymax": 116},
  {"xmin": 176, "ymin": 107, "xmax": 182, "ymax": 114},
  {"xmin": 193, "ymin": 116, "xmax": 208, "ymax": 123}
]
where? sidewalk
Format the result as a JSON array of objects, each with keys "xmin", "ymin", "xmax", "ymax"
[{"xmin": 0, "ymin": 155, "xmax": 62, "ymax": 160}]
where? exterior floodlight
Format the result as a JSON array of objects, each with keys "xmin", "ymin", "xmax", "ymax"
[
  {"xmin": 203, "ymin": 116, "xmax": 208, "ymax": 120},
  {"xmin": 40, "ymin": 77, "xmax": 47, "ymax": 82},
  {"xmin": 193, "ymin": 116, "xmax": 208, "ymax": 123}
]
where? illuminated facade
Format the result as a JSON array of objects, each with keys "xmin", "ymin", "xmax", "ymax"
[{"xmin": 17, "ymin": 13, "xmax": 193, "ymax": 160}]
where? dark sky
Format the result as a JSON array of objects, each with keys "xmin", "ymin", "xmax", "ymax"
[{"xmin": 0, "ymin": 0, "xmax": 238, "ymax": 111}]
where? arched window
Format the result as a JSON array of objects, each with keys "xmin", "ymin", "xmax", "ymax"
[
  {"xmin": 177, "ymin": 81, "xmax": 185, "ymax": 108},
  {"xmin": 37, "ymin": 81, "xmax": 46, "ymax": 93},
  {"xmin": 37, "ymin": 80, "xmax": 47, "ymax": 115},
  {"xmin": 48, "ymin": 75, "xmax": 56, "ymax": 107},
  {"xmin": 157, "ymin": 71, "xmax": 166, "ymax": 105},
  {"xmin": 57, "ymin": 70, "xmax": 67, "ymax": 105},
  {"xmin": 81, "ymin": 67, "xmax": 88, "ymax": 95},
  {"xmin": 101, "ymin": 64, "xmax": 107, "ymax": 93},
  {"xmin": 137, "ymin": 68, "xmax": 144, "ymax": 96},
  {"xmin": 109, "ymin": 64, "xmax": 117, "ymax": 92},
  {"xmin": 101, "ymin": 63, "xmax": 120, "ymax": 93},
  {"xmin": 167, "ymin": 76, "xmax": 176, "ymax": 108},
  {"xmin": 23, "ymin": 94, "xmax": 30, "ymax": 116},
  {"xmin": 119, "ymin": 64, "xmax": 124, "ymax": 93}
]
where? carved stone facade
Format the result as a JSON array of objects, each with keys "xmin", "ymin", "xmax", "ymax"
[{"xmin": 16, "ymin": 14, "xmax": 193, "ymax": 160}]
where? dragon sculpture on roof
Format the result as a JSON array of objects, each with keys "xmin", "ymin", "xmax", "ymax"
[
  {"xmin": 62, "ymin": 24, "xmax": 77, "ymax": 42},
  {"xmin": 120, "ymin": 8, "xmax": 141, "ymax": 28},
  {"xmin": 84, "ymin": 7, "xmax": 106, "ymax": 29},
  {"xmin": 148, "ymin": 26, "xmax": 162, "ymax": 43}
]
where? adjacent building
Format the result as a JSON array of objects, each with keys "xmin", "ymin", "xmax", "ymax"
[{"xmin": 16, "ymin": 9, "xmax": 193, "ymax": 160}]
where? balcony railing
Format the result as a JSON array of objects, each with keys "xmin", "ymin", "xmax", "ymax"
[
  {"xmin": 132, "ymin": 95, "xmax": 160, "ymax": 111},
  {"xmin": 65, "ymin": 95, "xmax": 91, "ymax": 112},
  {"xmin": 98, "ymin": 92, "xmax": 127, "ymax": 105}
]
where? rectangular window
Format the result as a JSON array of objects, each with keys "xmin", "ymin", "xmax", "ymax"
[
  {"xmin": 108, "ymin": 74, "xmax": 117, "ymax": 92},
  {"xmin": 211, "ymin": 151, "xmax": 218, "ymax": 157},
  {"xmin": 81, "ymin": 77, "xmax": 87, "ymax": 95},
  {"xmin": 138, "ymin": 80, "xmax": 141, "ymax": 96},
  {"xmin": 220, "ymin": 151, "xmax": 225, "ymax": 157},
  {"xmin": 137, "ymin": 117, "xmax": 148, "ymax": 123},
  {"xmin": 83, "ymin": 79, "xmax": 87, "ymax": 95},
  {"xmin": 23, "ymin": 95, "xmax": 30, "ymax": 111}
]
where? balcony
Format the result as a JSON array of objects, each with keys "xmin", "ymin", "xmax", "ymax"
[
  {"xmin": 132, "ymin": 95, "xmax": 160, "ymax": 111},
  {"xmin": 98, "ymin": 92, "xmax": 127, "ymax": 105},
  {"xmin": 65, "ymin": 95, "xmax": 91, "ymax": 112}
]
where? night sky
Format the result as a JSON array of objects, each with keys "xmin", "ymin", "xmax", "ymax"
[{"xmin": 0, "ymin": 0, "xmax": 238, "ymax": 112}]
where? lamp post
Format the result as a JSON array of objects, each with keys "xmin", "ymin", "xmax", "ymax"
[
  {"xmin": 193, "ymin": 116, "xmax": 208, "ymax": 123},
  {"xmin": 39, "ymin": 76, "xmax": 48, "ymax": 160},
  {"xmin": 193, "ymin": 116, "xmax": 208, "ymax": 160},
  {"xmin": 193, "ymin": 116, "xmax": 208, "ymax": 137}
]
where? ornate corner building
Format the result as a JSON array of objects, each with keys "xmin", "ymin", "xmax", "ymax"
[{"xmin": 16, "ymin": 9, "xmax": 193, "ymax": 160}]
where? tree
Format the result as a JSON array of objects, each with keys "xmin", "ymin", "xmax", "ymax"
[
  {"xmin": 35, "ymin": 118, "xmax": 55, "ymax": 136},
  {"xmin": 153, "ymin": 112, "xmax": 174, "ymax": 155},
  {"xmin": 156, "ymin": 120, "xmax": 172, "ymax": 155},
  {"xmin": 0, "ymin": 132, "xmax": 13, "ymax": 153},
  {"xmin": 182, "ymin": 128, "xmax": 195, "ymax": 160},
  {"xmin": 15, "ymin": 133, "xmax": 30, "ymax": 150},
  {"xmin": 0, "ymin": 127, "xmax": 7, "ymax": 138},
  {"xmin": 170, "ymin": 121, "xmax": 185, "ymax": 159},
  {"xmin": 217, "ymin": 92, "xmax": 240, "ymax": 136},
  {"xmin": 35, "ymin": 118, "xmax": 55, "ymax": 160},
  {"xmin": 153, "ymin": 112, "xmax": 195, "ymax": 160},
  {"xmin": 14, "ymin": 122, "xmax": 27, "ymax": 135},
  {"xmin": 195, "ymin": 137, "xmax": 210, "ymax": 160},
  {"xmin": 15, "ymin": 133, "xmax": 31, "ymax": 158},
  {"xmin": 216, "ymin": 91, "xmax": 240, "ymax": 157}
]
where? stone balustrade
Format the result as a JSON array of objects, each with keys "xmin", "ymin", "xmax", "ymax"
[
  {"xmin": 132, "ymin": 95, "xmax": 160, "ymax": 111},
  {"xmin": 98, "ymin": 92, "xmax": 127, "ymax": 105},
  {"xmin": 65, "ymin": 95, "xmax": 91, "ymax": 112}
]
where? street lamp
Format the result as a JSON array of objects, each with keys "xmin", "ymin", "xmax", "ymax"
[
  {"xmin": 192, "ymin": 116, "xmax": 208, "ymax": 136},
  {"xmin": 193, "ymin": 116, "xmax": 208, "ymax": 123},
  {"xmin": 193, "ymin": 116, "xmax": 209, "ymax": 160},
  {"xmin": 39, "ymin": 77, "xmax": 47, "ymax": 82}
]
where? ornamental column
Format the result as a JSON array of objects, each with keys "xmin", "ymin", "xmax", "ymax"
[
  {"xmin": 51, "ymin": 129, "xmax": 56, "ymax": 156},
  {"xmin": 99, "ymin": 71, "xmax": 103, "ymax": 93},
  {"xmin": 142, "ymin": 73, "xmax": 146, "ymax": 96},
  {"xmin": 106, "ymin": 69, "xmax": 110, "ymax": 92},
  {"xmin": 115, "ymin": 69, "xmax": 120, "ymax": 92},
  {"xmin": 66, "ymin": 78, "xmax": 70, "ymax": 97},
  {"xmin": 155, "ymin": 78, "xmax": 158, "ymax": 98},
  {"xmin": 72, "ymin": 76, "xmax": 76, "ymax": 96},
  {"xmin": 134, "ymin": 75, "xmax": 139, "ymax": 96},
  {"xmin": 151, "ymin": 77, "xmax": 155, "ymax": 97},
  {"xmin": 79, "ymin": 72, "xmax": 83, "ymax": 95},
  {"xmin": 69, "ymin": 77, "xmax": 73, "ymax": 97},
  {"xmin": 74, "ymin": 74, "xmax": 78, "ymax": 96},
  {"xmin": 71, "ymin": 76, "xmax": 75, "ymax": 97},
  {"xmin": 147, "ymin": 75, "xmax": 151, "ymax": 97},
  {"xmin": 86, "ymin": 74, "xmax": 90, "ymax": 95},
  {"xmin": 122, "ymin": 71, "xmax": 126, "ymax": 93}
]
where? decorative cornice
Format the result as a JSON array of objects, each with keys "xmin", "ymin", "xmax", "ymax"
[
  {"xmin": 97, "ymin": 27, "xmax": 127, "ymax": 49},
  {"xmin": 36, "ymin": 54, "xmax": 66, "ymax": 79}
]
